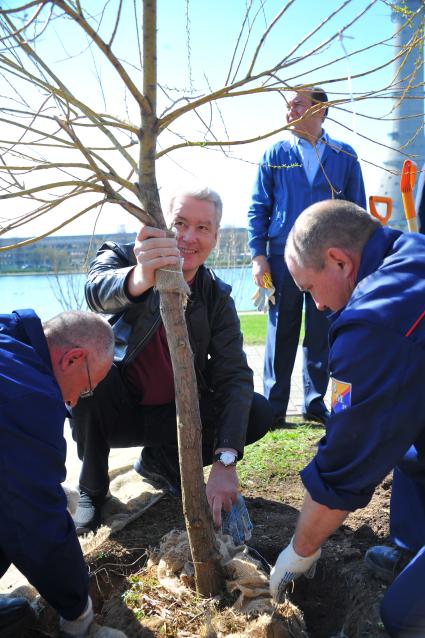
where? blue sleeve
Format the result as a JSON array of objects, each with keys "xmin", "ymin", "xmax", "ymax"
[
  {"xmin": 301, "ymin": 322, "xmax": 425, "ymax": 511},
  {"xmin": 345, "ymin": 156, "xmax": 366, "ymax": 209},
  {"xmin": 0, "ymin": 392, "xmax": 89, "ymax": 620},
  {"xmin": 247, "ymin": 148, "xmax": 275, "ymax": 257},
  {"xmin": 415, "ymin": 163, "xmax": 425, "ymax": 234}
]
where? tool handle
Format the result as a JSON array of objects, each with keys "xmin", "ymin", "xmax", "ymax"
[
  {"xmin": 407, "ymin": 217, "xmax": 418, "ymax": 232},
  {"xmin": 400, "ymin": 159, "xmax": 417, "ymax": 192},
  {"xmin": 369, "ymin": 196, "xmax": 392, "ymax": 225},
  {"xmin": 401, "ymin": 191, "xmax": 417, "ymax": 221}
]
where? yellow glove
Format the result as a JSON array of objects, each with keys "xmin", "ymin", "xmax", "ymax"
[{"xmin": 251, "ymin": 273, "xmax": 276, "ymax": 313}]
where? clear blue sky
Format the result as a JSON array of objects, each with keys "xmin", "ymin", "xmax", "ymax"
[{"xmin": 1, "ymin": 0, "xmax": 419, "ymax": 237}]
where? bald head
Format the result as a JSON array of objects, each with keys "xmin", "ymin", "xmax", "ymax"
[
  {"xmin": 43, "ymin": 311, "xmax": 114, "ymax": 362},
  {"xmin": 285, "ymin": 200, "xmax": 380, "ymax": 271},
  {"xmin": 43, "ymin": 311, "xmax": 114, "ymax": 407}
]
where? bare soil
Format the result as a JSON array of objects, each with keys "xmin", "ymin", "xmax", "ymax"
[{"xmin": 74, "ymin": 474, "xmax": 393, "ymax": 638}]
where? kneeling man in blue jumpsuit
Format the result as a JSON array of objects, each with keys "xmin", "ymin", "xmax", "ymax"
[
  {"xmin": 269, "ymin": 199, "xmax": 425, "ymax": 637},
  {"xmin": 0, "ymin": 310, "xmax": 123, "ymax": 637}
]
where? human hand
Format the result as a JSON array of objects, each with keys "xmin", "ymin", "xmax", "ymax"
[
  {"xmin": 60, "ymin": 622, "xmax": 128, "ymax": 638},
  {"xmin": 128, "ymin": 225, "xmax": 180, "ymax": 296},
  {"xmin": 59, "ymin": 596, "xmax": 94, "ymax": 637},
  {"xmin": 206, "ymin": 463, "xmax": 239, "ymax": 528},
  {"xmin": 251, "ymin": 255, "xmax": 270, "ymax": 288},
  {"xmin": 90, "ymin": 625, "xmax": 128, "ymax": 637},
  {"xmin": 269, "ymin": 538, "xmax": 321, "ymax": 602},
  {"xmin": 221, "ymin": 494, "xmax": 253, "ymax": 545},
  {"xmin": 62, "ymin": 484, "xmax": 79, "ymax": 516},
  {"xmin": 252, "ymin": 282, "xmax": 276, "ymax": 313}
]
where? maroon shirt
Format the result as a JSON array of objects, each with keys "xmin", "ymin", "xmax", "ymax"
[
  {"xmin": 124, "ymin": 277, "xmax": 195, "ymax": 405},
  {"xmin": 125, "ymin": 323, "xmax": 174, "ymax": 405}
]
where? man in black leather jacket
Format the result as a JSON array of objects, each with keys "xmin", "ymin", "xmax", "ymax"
[{"xmin": 71, "ymin": 186, "xmax": 272, "ymax": 534}]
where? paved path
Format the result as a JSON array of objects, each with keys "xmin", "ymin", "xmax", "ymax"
[
  {"xmin": 246, "ymin": 344, "xmax": 331, "ymax": 415},
  {"xmin": 0, "ymin": 344, "xmax": 330, "ymax": 593}
]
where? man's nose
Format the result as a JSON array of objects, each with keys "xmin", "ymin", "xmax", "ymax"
[{"xmin": 181, "ymin": 226, "xmax": 196, "ymax": 241}]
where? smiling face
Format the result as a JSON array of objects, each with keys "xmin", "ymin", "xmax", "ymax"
[
  {"xmin": 168, "ymin": 195, "xmax": 218, "ymax": 281},
  {"xmin": 285, "ymin": 90, "xmax": 325, "ymax": 141}
]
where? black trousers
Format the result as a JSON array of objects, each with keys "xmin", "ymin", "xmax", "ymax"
[{"xmin": 71, "ymin": 364, "xmax": 272, "ymax": 498}]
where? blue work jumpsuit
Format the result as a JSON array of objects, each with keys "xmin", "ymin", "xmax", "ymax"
[
  {"xmin": 247, "ymin": 132, "xmax": 366, "ymax": 418},
  {"xmin": 0, "ymin": 310, "xmax": 88, "ymax": 620},
  {"xmin": 301, "ymin": 226, "xmax": 425, "ymax": 637}
]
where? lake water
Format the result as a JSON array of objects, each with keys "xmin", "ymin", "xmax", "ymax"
[{"xmin": 0, "ymin": 267, "xmax": 257, "ymax": 321}]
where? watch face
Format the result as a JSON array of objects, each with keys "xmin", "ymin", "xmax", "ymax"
[{"xmin": 221, "ymin": 451, "xmax": 237, "ymax": 465}]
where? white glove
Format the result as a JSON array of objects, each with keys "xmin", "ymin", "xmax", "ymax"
[
  {"xmin": 252, "ymin": 272, "xmax": 275, "ymax": 313},
  {"xmin": 63, "ymin": 484, "xmax": 80, "ymax": 516},
  {"xmin": 92, "ymin": 626, "xmax": 128, "ymax": 637},
  {"xmin": 270, "ymin": 537, "xmax": 321, "ymax": 602},
  {"xmin": 59, "ymin": 596, "xmax": 94, "ymax": 637},
  {"xmin": 251, "ymin": 285, "xmax": 276, "ymax": 313}
]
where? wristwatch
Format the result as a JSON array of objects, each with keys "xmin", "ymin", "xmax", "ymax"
[{"xmin": 213, "ymin": 451, "xmax": 238, "ymax": 467}]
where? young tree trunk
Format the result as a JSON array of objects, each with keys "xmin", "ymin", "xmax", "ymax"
[
  {"xmin": 159, "ymin": 289, "xmax": 225, "ymax": 595},
  {"xmin": 140, "ymin": 0, "xmax": 225, "ymax": 594}
]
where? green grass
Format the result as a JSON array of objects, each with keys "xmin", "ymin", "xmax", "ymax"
[
  {"xmin": 239, "ymin": 312, "xmax": 305, "ymax": 345},
  {"xmin": 239, "ymin": 312, "xmax": 268, "ymax": 344},
  {"xmin": 237, "ymin": 419, "xmax": 324, "ymax": 487}
]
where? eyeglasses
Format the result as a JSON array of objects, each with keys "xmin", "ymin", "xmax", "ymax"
[{"xmin": 79, "ymin": 359, "xmax": 94, "ymax": 399}]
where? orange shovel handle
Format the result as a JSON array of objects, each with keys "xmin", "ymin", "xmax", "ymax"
[
  {"xmin": 369, "ymin": 195, "xmax": 393, "ymax": 226},
  {"xmin": 400, "ymin": 160, "xmax": 417, "ymax": 230}
]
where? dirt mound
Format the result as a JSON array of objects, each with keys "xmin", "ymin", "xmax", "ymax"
[
  {"xmin": 81, "ymin": 477, "xmax": 392, "ymax": 637},
  {"xmin": 14, "ymin": 474, "xmax": 392, "ymax": 637}
]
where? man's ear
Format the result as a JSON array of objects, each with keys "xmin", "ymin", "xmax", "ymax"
[
  {"xmin": 59, "ymin": 347, "xmax": 85, "ymax": 372},
  {"xmin": 326, "ymin": 247, "xmax": 355, "ymax": 275}
]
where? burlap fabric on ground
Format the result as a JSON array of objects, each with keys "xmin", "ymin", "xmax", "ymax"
[
  {"xmin": 147, "ymin": 529, "xmax": 308, "ymax": 638},
  {"xmin": 78, "ymin": 469, "xmax": 165, "ymax": 556}
]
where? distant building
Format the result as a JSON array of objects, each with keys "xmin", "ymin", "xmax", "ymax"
[
  {"xmin": 0, "ymin": 227, "xmax": 251, "ymax": 273},
  {"xmin": 208, "ymin": 227, "xmax": 251, "ymax": 267},
  {"xmin": 0, "ymin": 232, "xmax": 136, "ymax": 273}
]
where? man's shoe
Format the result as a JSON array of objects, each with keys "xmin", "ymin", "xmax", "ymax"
[
  {"xmin": 0, "ymin": 596, "xmax": 36, "ymax": 637},
  {"xmin": 364, "ymin": 545, "xmax": 413, "ymax": 584},
  {"xmin": 134, "ymin": 450, "xmax": 180, "ymax": 497},
  {"xmin": 72, "ymin": 490, "xmax": 105, "ymax": 536},
  {"xmin": 301, "ymin": 409, "xmax": 330, "ymax": 425}
]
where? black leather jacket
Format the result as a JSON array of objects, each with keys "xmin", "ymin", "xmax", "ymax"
[{"xmin": 85, "ymin": 241, "xmax": 254, "ymax": 455}]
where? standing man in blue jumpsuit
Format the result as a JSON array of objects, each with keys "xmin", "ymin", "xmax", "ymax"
[
  {"xmin": 269, "ymin": 199, "xmax": 425, "ymax": 637},
  {"xmin": 247, "ymin": 87, "xmax": 366, "ymax": 427},
  {"xmin": 0, "ymin": 310, "xmax": 124, "ymax": 637}
]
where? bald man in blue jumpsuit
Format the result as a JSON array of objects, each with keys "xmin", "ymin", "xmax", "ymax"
[{"xmin": 269, "ymin": 200, "xmax": 425, "ymax": 637}]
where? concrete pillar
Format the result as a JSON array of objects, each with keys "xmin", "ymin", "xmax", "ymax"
[{"xmin": 376, "ymin": 0, "xmax": 424, "ymax": 230}]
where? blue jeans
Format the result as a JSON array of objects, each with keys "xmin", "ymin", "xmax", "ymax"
[{"xmin": 264, "ymin": 255, "xmax": 330, "ymax": 417}]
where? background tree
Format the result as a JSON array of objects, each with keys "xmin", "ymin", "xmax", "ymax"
[{"xmin": 0, "ymin": 0, "xmax": 423, "ymax": 595}]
